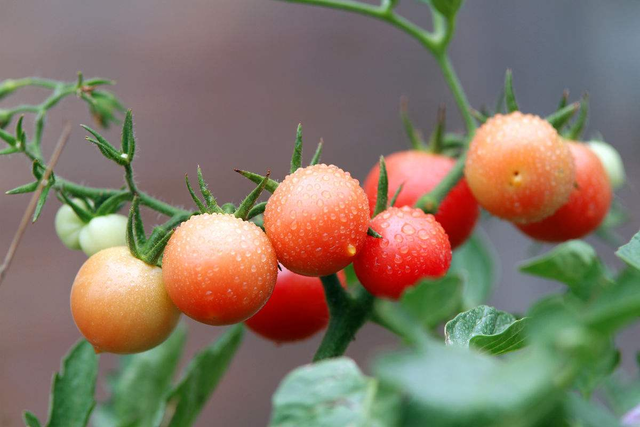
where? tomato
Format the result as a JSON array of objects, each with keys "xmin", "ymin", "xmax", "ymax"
[
  {"xmin": 363, "ymin": 151, "xmax": 479, "ymax": 249},
  {"xmin": 162, "ymin": 213, "xmax": 278, "ymax": 326},
  {"xmin": 264, "ymin": 164, "xmax": 370, "ymax": 277},
  {"xmin": 588, "ymin": 140, "xmax": 625, "ymax": 190},
  {"xmin": 245, "ymin": 268, "xmax": 346, "ymax": 343},
  {"xmin": 71, "ymin": 246, "xmax": 180, "ymax": 354},
  {"xmin": 55, "ymin": 199, "xmax": 89, "ymax": 250},
  {"xmin": 517, "ymin": 142, "xmax": 612, "ymax": 242},
  {"xmin": 464, "ymin": 112, "xmax": 575, "ymax": 223},
  {"xmin": 79, "ymin": 214, "xmax": 128, "ymax": 257},
  {"xmin": 353, "ymin": 206, "xmax": 451, "ymax": 300}
]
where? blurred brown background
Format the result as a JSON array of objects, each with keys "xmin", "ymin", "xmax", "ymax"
[{"xmin": 1, "ymin": 0, "xmax": 639, "ymax": 425}]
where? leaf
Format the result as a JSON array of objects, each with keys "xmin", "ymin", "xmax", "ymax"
[
  {"xmin": 574, "ymin": 342, "xmax": 619, "ymax": 398},
  {"xmin": 585, "ymin": 267, "xmax": 640, "ymax": 334},
  {"xmin": 166, "ymin": 324, "xmax": 244, "ymax": 427},
  {"xmin": 373, "ymin": 156, "xmax": 389, "ymax": 217},
  {"xmin": 616, "ymin": 230, "xmax": 640, "ymax": 271},
  {"xmin": 430, "ymin": 0, "xmax": 464, "ymax": 19},
  {"xmin": 92, "ymin": 325, "xmax": 187, "ymax": 427},
  {"xmin": 400, "ymin": 276, "xmax": 462, "ymax": 329},
  {"xmin": 520, "ymin": 240, "xmax": 601, "ymax": 288},
  {"xmin": 290, "ymin": 123, "xmax": 303, "ymax": 173},
  {"xmin": 444, "ymin": 305, "xmax": 528, "ymax": 355},
  {"xmin": 564, "ymin": 393, "xmax": 621, "ymax": 427},
  {"xmin": 23, "ymin": 412, "xmax": 41, "ymax": 427},
  {"xmin": 46, "ymin": 340, "xmax": 99, "ymax": 427},
  {"xmin": 449, "ymin": 231, "xmax": 497, "ymax": 309},
  {"xmin": 504, "ymin": 69, "xmax": 519, "ymax": 112},
  {"xmin": 270, "ymin": 357, "xmax": 400, "ymax": 427}
]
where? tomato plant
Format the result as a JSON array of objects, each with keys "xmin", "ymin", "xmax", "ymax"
[{"xmin": 0, "ymin": 1, "xmax": 637, "ymax": 427}]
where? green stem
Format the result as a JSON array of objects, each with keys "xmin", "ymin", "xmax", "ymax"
[
  {"xmin": 435, "ymin": 54, "xmax": 476, "ymax": 136},
  {"xmin": 313, "ymin": 275, "xmax": 374, "ymax": 361},
  {"xmin": 416, "ymin": 152, "xmax": 466, "ymax": 213}
]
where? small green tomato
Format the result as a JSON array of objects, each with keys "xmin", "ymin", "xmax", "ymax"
[
  {"xmin": 79, "ymin": 214, "xmax": 128, "ymax": 256},
  {"xmin": 588, "ymin": 140, "xmax": 625, "ymax": 190},
  {"xmin": 54, "ymin": 200, "xmax": 90, "ymax": 250}
]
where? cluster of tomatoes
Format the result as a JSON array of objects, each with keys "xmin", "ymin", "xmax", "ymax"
[{"xmin": 67, "ymin": 111, "xmax": 619, "ymax": 354}]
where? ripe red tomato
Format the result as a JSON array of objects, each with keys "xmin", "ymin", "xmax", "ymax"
[
  {"xmin": 464, "ymin": 112, "xmax": 575, "ymax": 223},
  {"xmin": 353, "ymin": 206, "xmax": 451, "ymax": 300},
  {"xmin": 71, "ymin": 246, "xmax": 180, "ymax": 354},
  {"xmin": 517, "ymin": 142, "xmax": 612, "ymax": 242},
  {"xmin": 162, "ymin": 213, "xmax": 278, "ymax": 326},
  {"xmin": 363, "ymin": 150, "xmax": 479, "ymax": 249},
  {"xmin": 264, "ymin": 164, "xmax": 370, "ymax": 277},
  {"xmin": 245, "ymin": 268, "xmax": 346, "ymax": 343}
]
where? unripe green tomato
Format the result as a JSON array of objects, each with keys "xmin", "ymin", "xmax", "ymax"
[
  {"xmin": 79, "ymin": 214, "xmax": 128, "ymax": 256},
  {"xmin": 54, "ymin": 199, "xmax": 90, "ymax": 250},
  {"xmin": 587, "ymin": 140, "xmax": 625, "ymax": 190}
]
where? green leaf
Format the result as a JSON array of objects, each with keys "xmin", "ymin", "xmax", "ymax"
[
  {"xmin": 445, "ymin": 305, "xmax": 528, "ymax": 355},
  {"xmin": 564, "ymin": 393, "xmax": 621, "ymax": 427},
  {"xmin": 290, "ymin": 123, "xmax": 303, "ymax": 173},
  {"xmin": 46, "ymin": 340, "xmax": 99, "ymax": 427},
  {"xmin": 430, "ymin": 0, "xmax": 464, "ymax": 20},
  {"xmin": 574, "ymin": 342, "xmax": 619, "ymax": 398},
  {"xmin": 585, "ymin": 267, "xmax": 640, "ymax": 334},
  {"xmin": 309, "ymin": 139, "xmax": 323, "ymax": 166},
  {"xmin": 400, "ymin": 276, "xmax": 462, "ymax": 329},
  {"xmin": 23, "ymin": 412, "xmax": 42, "ymax": 427},
  {"xmin": 449, "ymin": 231, "xmax": 497, "ymax": 309},
  {"xmin": 616, "ymin": 230, "xmax": 640, "ymax": 271},
  {"xmin": 235, "ymin": 169, "xmax": 280, "ymax": 194},
  {"xmin": 603, "ymin": 355, "xmax": 640, "ymax": 417},
  {"xmin": 93, "ymin": 325, "xmax": 187, "ymax": 427},
  {"xmin": 373, "ymin": 156, "xmax": 388, "ymax": 217},
  {"xmin": 504, "ymin": 69, "xmax": 519, "ymax": 113},
  {"xmin": 519, "ymin": 240, "xmax": 601, "ymax": 288},
  {"xmin": 270, "ymin": 357, "xmax": 400, "ymax": 427},
  {"xmin": 166, "ymin": 324, "xmax": 244, "ymax": 427}
]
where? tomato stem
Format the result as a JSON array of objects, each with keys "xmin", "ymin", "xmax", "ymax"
[{"xmin": 415, "ymin": 152, "xmax": 466, "ymax": 214}]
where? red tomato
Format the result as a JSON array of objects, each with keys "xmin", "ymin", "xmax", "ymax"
[
  {"xmin": 517, "ymin": 142, "xmax": 612, "ymax": 241},
  {"xmin": 465, "ymin": 112, "xmax": 575, "ymax": 223},
  {"xmin": 363, "ymin": 150, "xmax": 479, "ymax": 249},
  {"xmin": 353, "ymin": 206, "xmax": 451, "ymax": 300},
  {"xmin": 245, "ymin": 268, "xmax": 346, "ymax": 343},
  {"xmin": 162, "ymin": 213, "xmax": 278, "ymax": 326},
  {"xmin": 264, "ymin": 164, "xmax": 370, "ymax": 277},
  {"xmin": 71, "ymin": 246, "xmax": 180, "ymax": 354}
]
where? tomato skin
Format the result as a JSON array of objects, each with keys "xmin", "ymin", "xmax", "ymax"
[
  {"xmin": 71, "ymin": 246, "xmax": 180, "ymax": 354},
  {"xmin": 588, "ymin": 140, "xmax": 625, "ymax": 190},
  {"xmin": 264, "ymin": 164, "xmax": 370, "ymax": 277},
  {"xmin": 162, "ymin": 213, "xmax": 278, "ymax": 326},
  {"xmin": 79, "ymin": 214, "xmax": 128, "ymax": 256},
  {"xmin": 55, "ymin": 200, "xmax": 89, "ymax": 250},
  {"xmin": 245, "ymin": 269, "xmax": 346, "ymax": 343},
  {"xmin": 363, "ymin": 151, "xmax": 479, "ymax": 249},
  {"xmin": 517, "ymin": 142, "xmax": 612, "ymax": 242},
  {"xmin": 464, "ymin": 112, "xmax": 575, "ymax": 224},
  {"xmin": 353, "ymin": 206, "xmax": 451, "ymax": 300}
]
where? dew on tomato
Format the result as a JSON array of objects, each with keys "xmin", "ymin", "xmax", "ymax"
[
  {"xmin": 263, "ymin": 164, "xmax": 370, "ymax": 277},
  {"xmin": 363, "ymin": 150, "xmax": 479, "ymax": 249},
  {"xmin": 464, "ymin": 112, "xmax": 575, "ymax": 224},
  {"xmin": 353, "ymin": 206, "xmax": 452, "ymax": 300},
  {"xmin": 71, "ymin": 246, "xmax": 180, "ymax": 354},
  {"xmin": 162, "ymin": 213, "xmax": 278, "ymax": 326},
  {"xmin": 517, "ymin": 142, "xmax": 612, "ymax": 242}
]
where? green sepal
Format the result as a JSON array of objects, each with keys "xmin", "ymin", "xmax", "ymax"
[
  {"xmin": 290, "ymin": 123, "xmax": 303, "ymax": 174},
  {"xmin": 82, "ymin": 125, "xmax": 128, "ymax": 166},
  {"xmin": 494, "ymin": 89, "xmax": 505, "ymax": 114},
  {"xmin": 94, "ymin": 191, "xmax": 131, "ymax": 216},
  {"xmin": 235, "ymin": 172, "xmax": 271, "ymax": 220},
  {"xmin": 144, "ymin": 229, "xmax": 174, "ymax": 267},
  {"xmin": 144, "ymin": 213, "xmax": 192, "ymax": 255},
  {"xmin": 58, "ymin": 191, "xmax": 94, "ymax": 223},
  {"xmin": 185, "ymin": 174, "xmax": 208, "ymax": 213},
  {"xmin": 120, "ymin": 110, "xmax": 135, "ymax": 162},
  {"xmin": 309, "ymin": 139, "xmax": 323, "ymax": 166},
  {"xmin": 15, "ymin": 115, "xmax": 27, "ymax": 146},
  {"xmin": 23, "ymin": 412, "xmax": 41, "ymax": 427},
  {"xmin": 546, "ymin": 102, "xmax": 579, "ymax": 130},
  {"xmin": 83, "ymin": 78, "xmax": 116, "ymax": 87},
  {"xmin": 368, "ymin": 227, "xmax": 382, "ymax": 239},
  {"xmin": 504, "ymin": 69, "xmax": 519, "ymax": 113},
  {"xmin": 557, "ymin": 89, "xmax": 569, "ymax": 110},
  {"xmin": 6, "ymin": 181, "xmax": 38, "ymax": 195},
  {"xmin": 32, "ymin": 182, "xmax": 52, "ymax": 222},
  {"xmin": 400, "ymin": 97, "xmax": 424, "ymax": 151},
  {"xmin": 389, "ymin": 182, "xmax": 404, "ymax": 207},
  {"xmin": 235, "ymin": 169, "xmax": 279, "ymax": 193},
  {"xmin": 431, "ymin": 0, "xmax": 464, "ymax": 19},
  {"xmin": 197, "ymin": 166, "xmax": 219, "ymax": 210},
  {"xmin": 427, "ymin": 105, "xmax": 446, "ymax": 153},
  {"xmin": 221, "ymin": 203, "xmax": 235, "ymax": 214},
  {"xmin": 373, "ymin": 156, "xmax": 389, "ymax": 217},
  {"xmin": 0, "ymin": 127, "xmax": 16, "ymax": 146},
  {"xmin": 0, "ymin": 146, "xmax": 20, "ymax": 155},
  {"xmin": 126, "ymin": 197, "xmax": 143, "ymax": 258},
  {"xmin": 247, "ymin": 201, "xmax": 267, "ymax": 219},
  {"xmin": 470, "ymin": 108, "xmax": 488, "ymax": 124},
  {"xmin": 564, "ymin": 94, "xmax": 589, "ymax": 140},
  {"xmin": 83, "ymin": 89, "xmax": 126, "ymax": 129}
]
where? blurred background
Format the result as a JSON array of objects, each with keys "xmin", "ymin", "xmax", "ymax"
[{"xmin": 1, "ymin": 0, "xmax": 639, "ymax": 425}]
